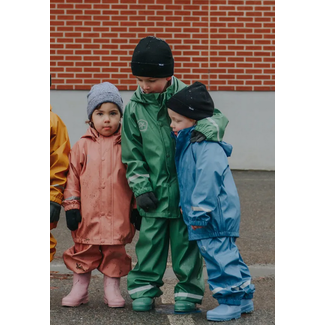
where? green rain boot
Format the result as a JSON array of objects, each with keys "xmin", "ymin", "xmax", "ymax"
[
  {"xmin": 174, "ymin": 301, "xmax": 198, "ymax": 313},
  {"xmin": 132, "ymin": 297, "xmax": 154, "ymax": 312}
]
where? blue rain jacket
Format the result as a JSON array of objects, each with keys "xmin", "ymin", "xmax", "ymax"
[{"xmin": 173, "ymin": 126, "xmax": 241, "ymax": 241}]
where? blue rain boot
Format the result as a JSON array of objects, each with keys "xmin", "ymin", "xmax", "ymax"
[
  {"xmin": 207, "ymin": 304, "xmax": 241, "ymax": 322},
  {"xmin": 241, "ymin": 299, "xmax": 254, "ymax": 313}
]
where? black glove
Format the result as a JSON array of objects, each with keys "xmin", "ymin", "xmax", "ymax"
[
  {"xmin": 65, "ymin": 209, "xmax": 82, "ymax": 231},
  {"xmin": 50, "ymin": 201, "xmax": 61, "ymax": 223},
  {"xmin": 190, "ymin": 130, "xmax": 206, "ymax": 143},
  {"xmin": 136, "ymin": 192, "xmax": 158, "ymax": 212},
  {"xmin": 130, "ymin": 209, "xmax": 142, "ymax": 231}
]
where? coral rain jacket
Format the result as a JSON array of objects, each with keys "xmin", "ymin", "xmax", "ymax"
[{"xmin": 63, "ymin": 126, "xmax": 135, "ymax": 246}]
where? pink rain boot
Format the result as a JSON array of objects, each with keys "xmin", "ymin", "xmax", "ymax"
[
  {"xmin": 62, "ymin": 272, "xmax": 91, "ymax": 307},
  {"xmin": 103, "ymin": 276, "xmax": 125, "ymax": 308}
]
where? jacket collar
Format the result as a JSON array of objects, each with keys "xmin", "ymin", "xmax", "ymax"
[
  {"xmin": 171, "ymin": 126, "xmax": 195, "ymax": 145},
  {"xmin": 82, "ymin": 125, "xmax": 121, "ymax": 144},
  {"xmin": 130, "ymin": 77, "xmax": 187, "ymax": 106}
]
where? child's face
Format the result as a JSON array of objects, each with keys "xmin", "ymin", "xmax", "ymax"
[
  {"xmin": 168, "ymin": 109, "xmax": 196, "ymax": 134},
  {"xmin": 135, "ymin": 76, "xmax": 171, "ymax": 94},
  {"xmin": 91, "ymin": 102, "xmax": 121, "ymax": 137}
]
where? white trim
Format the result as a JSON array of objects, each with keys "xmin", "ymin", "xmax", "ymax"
[
  {"xmin": 212, "ymin": 287, "xmax": 224, "ymax": 294},
  {"xmin": 174, "ymin": 292, "xmax": 203, "ymax": 300},
  {"xmin": 128, "ymin": 173, "xmax": 150, "ymax": 184},
  {"xmin": 128, "ymin": 284, "xmax": 155, "ymax": 295},
  {"xmin": 207, "ymin": 117, "xmax": 220, "ymax": 141},
  {"xmin": 192, "ymin": 206, "xmax": 212, "ymax": 212},
  {"xmin": 212, "ymin": 280, "xmax": 251, "ymax": 294}
]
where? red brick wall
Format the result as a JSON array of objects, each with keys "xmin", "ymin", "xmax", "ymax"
[{"xmin": 50, "ymin": 0, "xmax": 275, "ymax": 91}]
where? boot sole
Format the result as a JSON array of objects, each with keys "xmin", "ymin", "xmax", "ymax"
[
  {"xmin": 107, "ymin": 304, "xmax": 125, "ymax": 308},
  {"xmin": 62, "ymin": 298, "xmax": 89, "ymax": 307},
  {"xmin": 207, "ymin": 310, "xmax": 241, "ymax": 322},
  {"xmin": 132, "ymin": 304, "xmax": 154, "ymax": 312},
  {"xmin": 241, "ymin": 306, "xmax": 254, "ymax": 314},
  {"xmin": 207, "ymin": 313, "xmax": 241, "ymax": 322},
  {"xmin": 104, "ymin": 297, "xmax": 125, "ymax": 308},
  {"xmin": 174, "ymin": 309, "xmax": 201, "ymax": 314}
]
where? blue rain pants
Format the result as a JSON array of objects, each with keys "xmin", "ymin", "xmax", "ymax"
[{"xmin": 196, "ymin": 237, "xmax": 255, "ymax": 306}]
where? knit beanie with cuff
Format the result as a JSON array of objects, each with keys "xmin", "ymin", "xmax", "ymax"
[
  {"xmin": 167, "ymin": 82, "xmax": 214, "ymax": 121},
  {"xmin": 131, "ymin": 36, "xmax": 174, "ymax": 78},
  {"xmin": 87, "ymin": 82, "xmax": 123, "ymax": 120}
]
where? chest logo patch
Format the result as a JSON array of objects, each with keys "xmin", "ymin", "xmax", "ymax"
[{"xmin": 138, "ymin": 119, "xmax": 148, "ymax": 132}]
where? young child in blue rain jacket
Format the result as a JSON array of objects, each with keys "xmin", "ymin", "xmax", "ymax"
[{"xmin": 166, "ymin": 81, "xmax": 255, "ymax": 322}]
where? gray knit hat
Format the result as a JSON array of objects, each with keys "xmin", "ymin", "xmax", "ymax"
[{"xmin": 87, "ymin": 82, "xmax": 123, "ymax": 120}]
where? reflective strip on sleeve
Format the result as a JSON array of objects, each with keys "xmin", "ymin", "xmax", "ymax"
[
  {"xmin": 128, "ymin": 284, "xmax": 155, "ymax": 295},
  {"xmin": 51, "ymin": 184, "xmax": 65, "ymax": 191},
  {"xmin": 174, "ymin": 292, "xmax": 203, "ymax": 300},
  {"xmin": 128, "ymin": 173, "xmax": 150, "ymax": 184},
  {"xmin": 64, "ymin": 196, "xmax": 81, "ymax": 201},
  {"xmin": 192, "ymin": 206, "xmax": 212, "ymax": 212}
]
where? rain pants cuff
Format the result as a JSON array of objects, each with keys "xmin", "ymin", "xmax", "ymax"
[
  {"xmin": 174, "ymin": 292, "xmax": 203, "ymax": 304},
  {"xmin": 243, "ymin": 293, "xmax": 254, "ymax": 300},
  {"xmin": 217, "ymin": 297, "xmax": 242, "ymax": 306},
  {"xmin": 175, "ymin": 297, "xmax": 203, "ymax": 304},
  {"xmin": 134, "ymin": 187, "xmax": 153, "ymax": 198}
]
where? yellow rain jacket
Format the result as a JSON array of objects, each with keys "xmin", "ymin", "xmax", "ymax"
[
  {"xmin": 50, "ymin": 106, "xmax": 70, "ymax": 204},
  {"xmin": 50, "ymin": 106, "xmax": 70, "ymax": 261}
]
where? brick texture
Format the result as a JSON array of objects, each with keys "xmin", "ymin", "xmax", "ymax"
[{"xmin": 50, "ymin": 0, "xmax": 275, "ymax": 91}]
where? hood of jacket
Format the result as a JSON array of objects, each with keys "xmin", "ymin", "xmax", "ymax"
[{"xmin": 217, "ymin": 140, "xmax": 233, "ymax": 157}]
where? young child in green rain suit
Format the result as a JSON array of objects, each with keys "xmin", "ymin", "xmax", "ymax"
[{"xmin": 121, "ymin": 36, "xmax": 229, "ymax": 313}]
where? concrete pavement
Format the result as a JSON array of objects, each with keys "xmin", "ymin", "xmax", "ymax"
[{"xmin": 50, "ymin": 171, "xmax": 275, "ymax": 324}]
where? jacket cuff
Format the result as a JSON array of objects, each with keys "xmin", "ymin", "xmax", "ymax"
[
  {"xmin": 134, "ymin": 187, "xmax": 153, "ymax": 198},
  {"xmin": 50, "ymin": 195, "xmax": 62, "ymax": 205},
  {"xmin": 62, "ymin": 200, "xmax": 80, "ymax": 211}
]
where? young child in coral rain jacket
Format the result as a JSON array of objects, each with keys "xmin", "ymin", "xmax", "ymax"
[
  {"xmin": 50, "ymin": 75, "xmax": 71, "ymax": 263},
  {"xmin": 62, "ymin": 82, "xmax": 135, "ymax": 308}
]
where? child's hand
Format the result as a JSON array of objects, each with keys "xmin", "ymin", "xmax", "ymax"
[
  {"xmin": 191, "ymin": 225, "xmax": 204, "ymax": 230},
  {"xmin": 130, "ymin": 209, "xmax": 142, "ymax": 231},
  {"xmin": 50, "ymin": 201, "xmax": 61, "ymax": 223},
  {"xmin": 136, "ymin": 192, "xmax": 158, "ymax": 212},
  {"xmin": 65, "ymin": 209, "xmax": 82, "ymax": 231}
]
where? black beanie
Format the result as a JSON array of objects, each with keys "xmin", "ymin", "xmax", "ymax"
[
  {"xmin": 167, "ymin": 82, "xmax": 215, "ymax": 121},
  {"xmin": 131, "ymin": 36, "xmax": 174, "ymax": 78}
]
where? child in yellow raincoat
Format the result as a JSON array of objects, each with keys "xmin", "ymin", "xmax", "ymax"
[{"xmin": 50, "ymin": 104, "xmax": 70, "ymax": 262}]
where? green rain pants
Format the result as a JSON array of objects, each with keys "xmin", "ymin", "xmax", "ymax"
[{"xmin": 127, "ymin": 217, "xmax": 205, "ymax": 303}]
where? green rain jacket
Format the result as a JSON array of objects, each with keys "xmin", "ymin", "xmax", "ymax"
[{"xmin": 121, "ymin": 77, "xmax": 229, "ymax": 219}]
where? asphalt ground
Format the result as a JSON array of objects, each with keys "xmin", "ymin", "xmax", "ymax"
[{"xmin": 50, "ymin": 170, "xmax": 275, "ymax": 324}]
